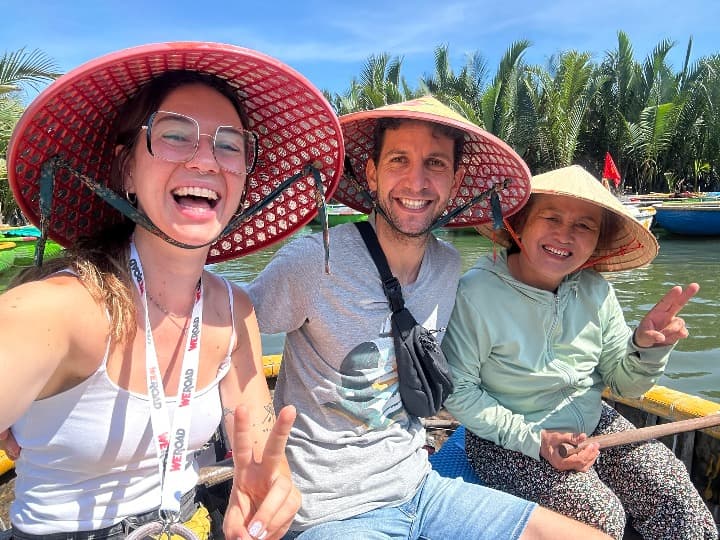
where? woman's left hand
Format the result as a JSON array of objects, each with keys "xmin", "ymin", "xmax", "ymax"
[
  {"xmin": 540, "ymin": 430, "xmax": 599, "ymax": 472},
  {"xmin": 634, "ymin": 283, "xmax": 700, "ymax": 348},
  {"xmin": 223, "ymin": 404, "xmax": 300, "ymax": 540},
  {"xmin": 0, "ymin": 428, "xmax": 20, "ymax": 460}
]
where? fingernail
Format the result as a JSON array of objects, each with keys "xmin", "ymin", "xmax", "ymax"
[
  {"xmin": 248, "ymin": 521, "xmax": 263, "ymax": 537},
  {"xmin": 258, "ymin": 531, "xmax": 268, "ymax": 540}
]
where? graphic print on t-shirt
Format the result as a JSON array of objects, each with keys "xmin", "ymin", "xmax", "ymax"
[{"xmin": 324, "ymin": 315, "xmax": 405, "ymax": 428}]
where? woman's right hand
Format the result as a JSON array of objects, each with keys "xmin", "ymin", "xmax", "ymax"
[
  {"xmin": 540, "ymin": 429, "xmax": 599, "ymax": 472},
  {"xmin": 223, "ymin": 404, "xmax": 300, "ymax": 540},
  {"xmin": 0, "ymin": 428, "xmax": 20, "ymax": 460}
]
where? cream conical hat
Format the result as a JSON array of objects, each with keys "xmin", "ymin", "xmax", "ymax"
[{"xmin": 475, "ymin": 165, "xmax": 659, "ymax": 272}]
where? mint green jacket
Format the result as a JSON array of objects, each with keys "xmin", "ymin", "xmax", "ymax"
[{"xmin": 442, "ymin": 251, "xmax": 673, "ymax": 460}]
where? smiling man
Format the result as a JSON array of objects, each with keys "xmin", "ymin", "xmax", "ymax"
[{"xmin": 247, "ymin": 97, "xmax": 613, "ymax": 539}]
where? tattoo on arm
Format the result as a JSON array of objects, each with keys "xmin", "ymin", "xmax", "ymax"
[{"xmin": 222, "ymin": 406, "xmax": 234, "ymax": 418}]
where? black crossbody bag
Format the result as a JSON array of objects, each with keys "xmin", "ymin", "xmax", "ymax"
[{"xmin": 355, "ymin": 221, "xmax": 454, "ymax": 417}]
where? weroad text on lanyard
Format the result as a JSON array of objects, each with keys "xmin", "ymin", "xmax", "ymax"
[{"xmin": 129, "ymin": 241, "xmax": 204, "ymax": 516}]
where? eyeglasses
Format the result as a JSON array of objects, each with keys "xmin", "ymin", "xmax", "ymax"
[{"xmin": 142, "ymin": 111, "xmax": 258, "ymax": 175}]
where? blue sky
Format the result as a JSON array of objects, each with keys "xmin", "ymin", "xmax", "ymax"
[{"xmin": 4, "ymin": 0, "xmax": 719, "ymax": 103}]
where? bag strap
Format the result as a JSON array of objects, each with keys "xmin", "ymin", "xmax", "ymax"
[{"xmin": 355, "ymin": 221, "xmax": 405, "ymax": 313}]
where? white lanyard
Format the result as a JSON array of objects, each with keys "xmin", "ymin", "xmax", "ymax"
[{"xmin": 129, "ymin": 241, "xmax": 203, "ymax": 516}]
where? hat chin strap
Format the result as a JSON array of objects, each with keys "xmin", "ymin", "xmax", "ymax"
[
  {"xmin": 578, "ymin": 240, "xmax": 643, "ymax": 271},
  {"xmin": 36, "ymin": 157, "xmax": 330, "ymax": 266}
]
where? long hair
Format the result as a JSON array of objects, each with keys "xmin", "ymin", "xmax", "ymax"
[{"xmin": 10, "ymin": 71, "xmax": 249, "ymax": 344}]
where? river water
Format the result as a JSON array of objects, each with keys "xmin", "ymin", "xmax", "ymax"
[{"xmin": 210, "ymin": 226, "xmax": 720, "ymax": 404}]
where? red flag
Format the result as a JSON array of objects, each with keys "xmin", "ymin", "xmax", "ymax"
[{"xmin": 603, "ymin": 152, "xmax": 621, "ymax": 188}]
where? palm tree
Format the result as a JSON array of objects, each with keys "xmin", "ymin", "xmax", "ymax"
[
  {"xmin": 526, "ymin": 50, "xmax": 605, "ymax": 171},
  {"xmin": 0, "ymin": 47, "xmax": 59, "ymax": 95},
  {"xmin": 583, "ymin": 32, "xmax": 638, "ymax": 176},
  {"xmin": 699, "ymin": 55, "xmax": 720, "ymax": 186},
  {"xmin": 325, "ymin": 53, "xmax": 415, "ymax": 115},
  {"xmin": 584, "ymin": 33, "xmax": 700, "ymax": 192},
  {"xmin": 330, "ymin": 35, "xmax": 720, "ymax": 193},
  {"xmin": 0, "ymin": 47, "xmax": 59, "ymax": 222},
  {"xmin": 418, "ymin": 44, "xmax": 488, "ymax": 125},
  {"xmin": 660, "ymin": 40, "xmax": 709, "ymax": 187},
  {"xmin": 479, "ymin": 40, "xmax": 532, "ymax": 142},
  {"xmin": 624, "ymin": 101, "xmax": 679, "ymax": 192},
  {"xmin": 419, "ymin": 42, "xmax": 535, "ymax": 157}
]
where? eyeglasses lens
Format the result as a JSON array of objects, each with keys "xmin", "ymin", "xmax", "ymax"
[{"xmin": 148, "ymin": 111, "xmax": 256, "ymax": 174}]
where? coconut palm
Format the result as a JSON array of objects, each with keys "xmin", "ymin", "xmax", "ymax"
[
  {"xmin": 525, "ymin": 50, "xmax": 605, "ymax": 171},
  {"xmin": 0, "ymin": 47, "xmax": 59, "ymax": 222},
  {"xmin": 418, "ymin": 41, "xmax": 534, "ymax": 156},
  {"xmin": 699, "ymin": 55, "xmax": 720, "ymax": 185},
  {"xmin": 331, "ymin": 34, "xmax": 720, "ymax": 192},
  {"xmin": 0, "ymin": 47, "xmax": 59, "ymax": 95},
  {"xmin": 478, "ymin": 40, "xmax": 532, "ymax": 143},
  {"xmin": 659, "ymin": 42, "xmax": 711, "ymax": 186},
  {"xmin": 0, "ymin": 98, "xmax": 23, "ymax": 224},
  {"xmin": 624, "ymin": 101, "xmax": 679, "ymax": 192},
  {"xmin": 418, "ymin": 44, "xmax": 488, "ymax": 126},
  {"xmin": 583, "ymin": 32, "xmax": 638, "ymax": 175},
  {"xmin": 584, "ymin": 34, "xmax": 697, "ymax": 191},
  {"xmin": 326, "ymin": 53, "xmax": 415, "ymax": 115}
]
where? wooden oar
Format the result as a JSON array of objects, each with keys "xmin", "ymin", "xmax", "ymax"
[
  {"xmin": 198, "ymin": 457, "xmax": 234, "ymax": 487},
  {"xmin": 558, "ymin": 413, "xmax": 720, "ymax": 457}
]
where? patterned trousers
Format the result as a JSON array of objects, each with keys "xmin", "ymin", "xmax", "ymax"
[{"xmin": 466, "ymin": 402, "xmax": 718, "ymax": 540}]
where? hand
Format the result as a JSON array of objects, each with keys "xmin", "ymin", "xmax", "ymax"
[
  {"xmin": 0, "ymin": 428, "xmax": 20, "ymax": 460},
  {"xmin": 539, "ymin": 430, "xmax": 599, "ymax": 472},
  {"xmin": 223, "ymin": 405, "xmax": 300, "ymax": 540},
  {"xmin": 634, "ymin": 283, "xmax": 700, "ymax": 348}
]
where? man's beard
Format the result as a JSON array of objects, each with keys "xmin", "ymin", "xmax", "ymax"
[{"xmin": 374, "ymin": 198, "xmax": 445, "ymax": 239}]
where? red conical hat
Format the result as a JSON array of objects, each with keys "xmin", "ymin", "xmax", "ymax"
[{"xmin": 7, "ymin": 42, "xmax": 344, "ymax": 263}]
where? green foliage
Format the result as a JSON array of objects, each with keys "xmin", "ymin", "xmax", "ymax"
[
  {"xmin": 326, "ymin": 53, "xmax": 416, "ymax": 115},
  {"xmin": 0, "ymin": 47, "xmax": 59, "ymax": 222},
  {"xmin": 0, "ymin": 98, "xmax": 23, "ymax": 223},
  {"xmin": 0, "ymin": 47, "xmax": 59, "ymax": 94},
  {"xmin": 326, "ymin": 33, "xmax": 720, "ymax": 193},
  {"xmin": 1, "ymin": 39, "xmax": 718, "ymax": 201}
]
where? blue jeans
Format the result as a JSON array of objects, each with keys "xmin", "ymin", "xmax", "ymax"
[{"xmin": 283, "ymin": 470, "xmax": 535, "ymax": 540}]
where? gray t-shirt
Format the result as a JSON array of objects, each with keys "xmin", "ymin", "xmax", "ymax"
[{"xmin": 247, "ymin": 219, "xmax": 461, "ymax": 529}]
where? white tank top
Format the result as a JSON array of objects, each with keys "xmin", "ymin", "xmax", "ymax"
[{"xmin": 10, "ymin": 278, "xmax": 236, "ymax": 534}]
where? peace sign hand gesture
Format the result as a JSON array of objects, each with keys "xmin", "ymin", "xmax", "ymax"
[
  {"xmin": 223, "ymin": 404, "xmax": 300, "ymax": 540},
  {"xmin": 634, "ymin": 283, "xmax": 700, "ymax": 348}
]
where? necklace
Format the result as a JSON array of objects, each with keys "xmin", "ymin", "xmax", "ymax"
[
  {"xmin": 146, "ymin": 292, "xmax": 190, "ymax": 318},
  {"xmin": 146, "ymin": 292, "xmax": 192, "ymax": 333}
]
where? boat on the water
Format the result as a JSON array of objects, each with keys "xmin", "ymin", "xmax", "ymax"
[
  {"xmin": 0, "ymin": 451, "xmax": 13, "ymax": 476},
  {"xmin": 216, "ymin": 356, "xmax": 720, "ymax": 537},
  {"xmin": 314, "ymin": 203, "xmax": 368, "ymax": 227},
  {"xmin": 624, "ymin": 204, "xmax": 656, "ymax": 230},
  {"xmin": 652, "ymin": 201, "xmax": 720, "ymax": 236},
  {"xmin": 421, "ymin": 383, "xmax": 720, "ymax": 539},
  {"xmin": 3, "ymin": 353, "xmax": 718, "ymax": 537},
  {"xmin": 601, "ymin": 385, "xmax": 720, "ymax": 529},
  {"xmin": 0, "ymin": 226, "xmax": 64, "ymax": 273},
  {"xmin": 625, "ymin": 192, "xmax": 720, "ymax": 206}
]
